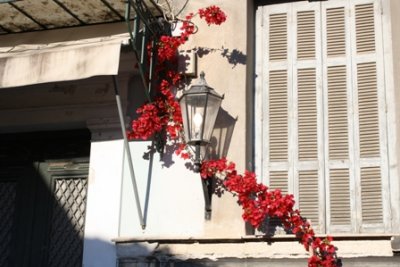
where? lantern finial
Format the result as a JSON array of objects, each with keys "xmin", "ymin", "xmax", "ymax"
[{"xmin": 199, "ymin": 71, "xmax": 207, "ymax": 85}]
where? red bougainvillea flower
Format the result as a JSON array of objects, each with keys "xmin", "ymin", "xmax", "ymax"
[
  {"xmin": 199, "ymin": 5, "xmax": 227, "ymax": 26},
  {"xmin": 130, "ymin": 6, "xmax": 228, "ymax": 144},
  {"xmin": 200, "ymin": 158, "xmax": 341, "ymax": 267},
  {"xmin": 157, "ymin": 36, "xmax": 182, "ymax": 63}
]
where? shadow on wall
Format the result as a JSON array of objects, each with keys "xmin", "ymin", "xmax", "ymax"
[
  {"xmin": 116, "ymin": 242, "xmax": 220, "ymax": 267},
  {"xmin": 82, "ymin": 238, "xmax": 116, "ymax": 267},
  {"xmin": 126, "ymin": 75, "xmax": 149, "ymax": 123},
  {"xmin": 206, "ymin": 108, "xmax": 238, "ymax": 160},
  {"xmin": 181, "ymin": 46, "xmax": 247, "ymax": 69},
  {"xmin": 116, "ymin": 241, "xmax": 311, "ymax": 267}
]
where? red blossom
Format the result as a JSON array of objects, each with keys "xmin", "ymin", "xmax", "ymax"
[
  {"xmin": 174, "ymin": 143, "xmax": 190, "ymax": 160},
  {"xmin": 157, "ymin": 35, "xmax": 181, "ymax": 63},
  {"xmin": 130, "ymin": 6, "xmax": 228, "ymax": 142},
  {"xmin": 200, "ymin": 158, "xmax": 341, "ymax": 267},
  {"xmin": 199, "ymin": 5, "xmax": 227, "ymax": 26}
]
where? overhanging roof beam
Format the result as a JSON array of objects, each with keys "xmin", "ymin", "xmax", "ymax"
[
  {"xmin": 8, "ymin": 2, "xmax": 47, "ymax": 29},
  {"xmin": 100, "ymin": 0, "xmax": 124, "ymax": 21},
  {"xmin": 0, "ymin": 24, "xmax": 12, "ymax": 34},
  {"xmin": 52, "ymin": 0, "xmax": 86, "ymax": 25}
]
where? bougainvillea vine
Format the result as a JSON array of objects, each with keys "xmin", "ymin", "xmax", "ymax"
[
  {"xmin": 128, "ymin": 5, "xmax": 227, "ymax": 142},
  {"xmin": 201, "ymin": 158, "xmax": 340, "ymax": 267},
  {"xmin": 128, "ymin": 5, "xmax": 340, "ymax": 267}
]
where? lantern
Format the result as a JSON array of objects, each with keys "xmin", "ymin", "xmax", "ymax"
[{"xmin": 179, "ymin": 71, "xmax": 224, "ymax": 172}]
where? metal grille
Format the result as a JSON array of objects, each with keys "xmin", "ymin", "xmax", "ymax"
[
  {"xmin": 47, "ymin": 176, "xmax": 88, "ymax": 267},
  {"xmin": 0, "ymin": 181, "xmax": 17, "ymax": 266}
]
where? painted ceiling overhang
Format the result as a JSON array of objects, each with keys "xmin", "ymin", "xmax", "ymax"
[
  {"xmin": 0, "ymin": 0, "xmax": 167, "ymax": 35},
  {"xmin": 0, "ymin": 0, "xmax": 176, "ymax": 88}
]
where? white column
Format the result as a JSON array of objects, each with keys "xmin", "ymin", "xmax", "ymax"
[{"xmin": 83, "ymin": 118, "xmax": 124, "ymax": 267}]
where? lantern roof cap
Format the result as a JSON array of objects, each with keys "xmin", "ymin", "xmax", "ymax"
[{"xmin": 180, "ymin": 71, "xmax": 224, "ymax": 99}]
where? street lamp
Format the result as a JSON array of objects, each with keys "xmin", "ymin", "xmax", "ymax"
[{"xmin": 179, "ymin": 71, "xmax": 224, "ymax": 172}]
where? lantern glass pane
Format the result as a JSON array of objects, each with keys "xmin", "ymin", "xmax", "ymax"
[
  {"xmin": 182, "ymin": 93, "xmax": 207, "ymax": 143},
  {"xmin": 179, "ymin": 96, "xmax": 190, "ymax": 142},
  {"xmin": 203, "ymin": 94, "xmax": 222, "ymax": 142}
]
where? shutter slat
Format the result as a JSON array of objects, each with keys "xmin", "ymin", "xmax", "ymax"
[
  {"xmin": 357, "ymin": 62, "xmax": 380, "ymax": 158},
  {"xmin": 297, "ymin": 11, "xmax": 315, "ymax": 59},
  {"xmin": 326, "ymin": 7, "xmax": 345, "ymax": 56},
  {"xmin": 299, "ymin": 170, "xmax": 319, "ymax": 225},
  {"xmin": 269, "ymin": 171, "xmax": 288, "ymax": 194},
  {"xmin": 361, "ymin": 167, "xmax": 383, "ymax": 224},
  {"xmin": 328, "ymin": 65, "xmax": 349, "ymax": 160},
  {"xmin": 298, "ymin": 68, "xmax": 317, "ymax": 160},
  {"xmin": 269, "ymin": 70, "xmax": 288, "ymax": 161},
  {"xmin": 355, "ymin": 3, "xmax": 375, "ymax": 53},
  {"xmin": 269, "ymin": 13, "xmax": 287, "ymax": 61},
  {"xmin": 330, "ymin": 169, "xmax": 351, "ymax": 225}
]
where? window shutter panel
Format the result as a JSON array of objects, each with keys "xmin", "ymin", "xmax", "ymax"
[
  {"xmin": 351, "ymin": 0, "xmax": 389, "ymax": 232},
  {"xmin": 297, "ymin": 66, "xmax": 322, "ymax": 231},
  {"xmin": 322, "ymin": 0, "xmax": 389, "ymax": 233},
  {"xmin": 256, "ymin": 0, "xmax": 391, "ymax": 235},
  {"xmin": 326, "ymin": 65, "xmax": 353, "ymax": 230},
  {"xmin": 322, "ymin": 0, "xmax": 355, "ymax": 233},
  {"xmin": 293, "ymin": 2, "xmax": 323, "ymax": 232},
  {"xmin": 264, "ymin": 2, "xmax": 323, "ymax": 232},
  {"xmin": 263, "ymin": 3, "xmax": 293, "ymax": 200}
]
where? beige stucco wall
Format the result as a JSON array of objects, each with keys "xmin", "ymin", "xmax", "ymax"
[{"xmin": 175, "ymin": 0, "xmax": 253, "ymax": 237}]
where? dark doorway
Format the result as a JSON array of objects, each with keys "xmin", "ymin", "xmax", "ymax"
[{"xmin": 0, "ymin": 129, "xmax": 91, "ymax": 267}]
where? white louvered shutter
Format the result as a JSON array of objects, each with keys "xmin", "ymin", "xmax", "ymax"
[
  {"xmin": 258, "ymin": 3, "xmax": 292, "ymax": 198},
  {"xmin": 257, "ymin": 2, "xmax": 325, "ymax": 233},
  {"xmin": 322, "ymin": 0, "xmax": 389, "ymax": 233},
  {"xmin": 256, "ymin": 0, "xmax": 391, "ymax": 235},
  {"xmin": 350, "ymin": 0, "xmax": 390, "ymax": 233},
  {"xmin": 321, "ymin": 0, "xmax": 356, "ymax": 233},
  {"xmin": 292, "ymin": 2, "xmax": 324, "ymax": 233}
]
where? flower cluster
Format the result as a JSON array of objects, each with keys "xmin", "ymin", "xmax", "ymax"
[
  {"xmin": 129, "ymin": 6, "xmax": 228, "ymax": 141},
  {"xmin": 199, "ymin": 5, "xmax": 227, "ymax": 26},
  {"xmin": 201, "ymin": 158, "xmax": 340, "ymax": 267},
  {"xmin": 157, "ymin": 36, "xmax": 181, "ymax": 63},
  {"xmin": 129, "ymin": 102, "xmax": 164, "ymax": 140}
]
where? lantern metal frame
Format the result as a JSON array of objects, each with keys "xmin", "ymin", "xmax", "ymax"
[{"xmin": 179, "ymin": 71, "xmax": 224, "ymax": 172}]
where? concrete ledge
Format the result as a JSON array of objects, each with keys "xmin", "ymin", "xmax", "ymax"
[
  {"xmin": 116, "ymin": 239, "xmax": 394, "ymax": 260},
  {"xmin": 391, "ymin": 236, "xmax": 400, "ymax": 252},
  {"xmin": 118, "ymin": 257, "xmax": 400, "ymax": 267}
]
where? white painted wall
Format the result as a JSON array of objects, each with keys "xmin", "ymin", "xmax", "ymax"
[
  {"xmin": 119, "ymin": 141, "xmax": 205, "ymax": 237},
  {"xmin": 83, "ymin": 139, "xmax": 125, "ymax": 267}
]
